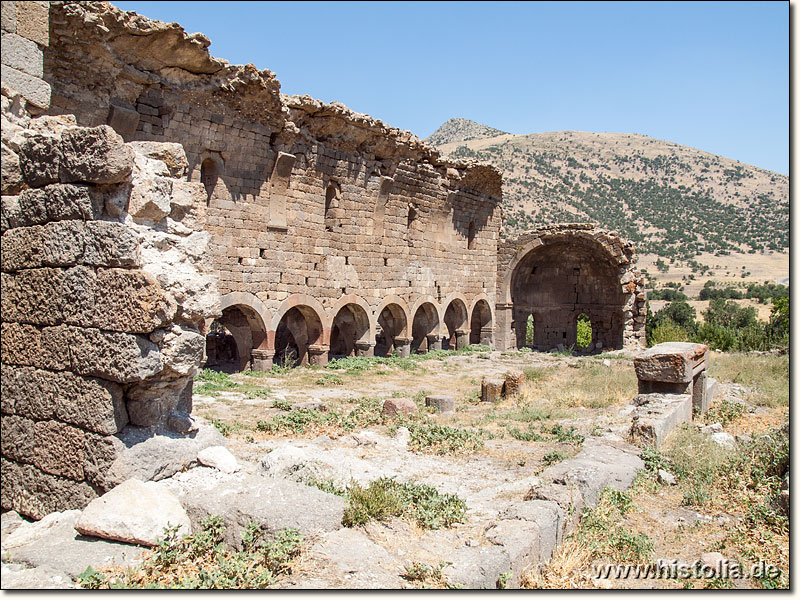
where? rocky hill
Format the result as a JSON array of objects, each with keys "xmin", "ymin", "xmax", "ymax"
[
  {"xmin": 427, "ymin": 120, "xmax": 789, "ymax": 267},
  {"xmin": 425, "ymin": 118, "xmax": 508, "ymax": 146}
]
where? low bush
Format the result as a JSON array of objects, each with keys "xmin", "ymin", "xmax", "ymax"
[
  {"xmin": 405, "ymin": 422, "xmax": 486, "ymax": 455},
  {"xmin": 78, "ymin": 517, "xmax": 303, "ymax": 589},
  {"xmin": 342, "ymin": 477, "xmax": 467, "ymax": 529}
]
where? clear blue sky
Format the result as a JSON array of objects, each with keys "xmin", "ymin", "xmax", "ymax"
[{"xmin": 114, "ymin": 1, "xmax": 788, "ymax": 174}]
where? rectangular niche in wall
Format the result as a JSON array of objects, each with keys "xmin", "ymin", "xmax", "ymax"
[{"xmin": 268, "ymin": 151, "xmax": 296, "ymax": 230}]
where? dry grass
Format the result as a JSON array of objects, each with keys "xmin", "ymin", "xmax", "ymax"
[
  {"xmin": 708, "ymin": 352, "xmax": 789, "ymax": 408},
  {"xmin": 519, "ymin": 360, "xmax": 637, "ymax": 409}
]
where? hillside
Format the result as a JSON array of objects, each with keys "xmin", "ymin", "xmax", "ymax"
[{"xmin": 427, "ymin": 120, "xmax": 789, "ymax": 280}]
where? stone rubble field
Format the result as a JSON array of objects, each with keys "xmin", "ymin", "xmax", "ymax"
[{"xmin": 1, "ymin": 348, "xmax": 787, "ymax": 589}]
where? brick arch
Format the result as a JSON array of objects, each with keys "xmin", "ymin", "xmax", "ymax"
[{"xmin": 326, "ymin": 295, "xmax": 376, "ymax": 342}]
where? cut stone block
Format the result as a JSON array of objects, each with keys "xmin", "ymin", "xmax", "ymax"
[
  {"xmin": 481, "ymin": 378, "xmax": 504, "ymax": 403},
  {"xmin": 633, "ymin": 342, "xmax": 708, "ymax": 384},
  {"xmin": 629, "ymin": 393, "xmax": 693, "ymax": 448},
  {"xmin": 425, "ymin": 395, "xmax": 454, "ymax": 414}
]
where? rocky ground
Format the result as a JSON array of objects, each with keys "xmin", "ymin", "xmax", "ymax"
[{"xmin": 0, "ymin": 349, "xmax": 788, "ymax": 589}]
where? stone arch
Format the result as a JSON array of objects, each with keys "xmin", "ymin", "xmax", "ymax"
[
  {"xmin": 272, "ymin": 295, "xmax": 327, "ymax": 368},
  {"xmin": 469, "ymin": 296, "xmax": 494, "ymax": 346},
  {"xmin": 374, "ymin": 296, "xmax": 411, "ymax": 357},
  {"xmin": 327, "ymin": 296, "xmax": 375, "ymax": 360},
  {"xmin": 442, "ymin": 294, "xmax": 469, "ymax": 350},
  {"xmin": 410, "ymin": 299, "xmax": 441, "ymax": 354},
  {"xmin": 207, "ymin": 292, "xmax": 270, "ymax": 372},
  {"xmin": 505, "ymin": 232, "xmax": 625, "ymax": 351}
]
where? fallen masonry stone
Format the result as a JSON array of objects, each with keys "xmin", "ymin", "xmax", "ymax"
[
  {"xmin": 75, "ymin": 479, "xmax": 191, "ymax": 547},
  {"xmin": 481, "ymin": 378, "xmax": 504, "ymax": 403},
  {"xmin": 442, "ymin": 545, "xmax": 512, "ymax": 590},
  {"xmin": 658, "ymin": 469, "xmax": 677, "ymax": 486},
  {"xmin": 105, "ymin": 422, "xmax": 224, "ymax": 485},
  {"xmin": 197, "ymin": 446, "xmax": 239, "ymax": 473},
  {"xmin": 158, "ymin": 468, "xmax": 346, "ymax": 550},
  {"xmin": 484, "ymin": 518, "xmax": 542, "ymax": 587},
  {"xmin": 2, "ymin": 509, "xmax": 144, "ymax": 578},
  {"xmin": 633, "ymin": 342, "xmax": 708, "ymax": 384},
  {"xmin": 291, "ymin": 528, "xmax": 405, "ymax": 589},
  {"xmin": 425, "ymin": 394, "xmax": 454, "ymax": 413},
  {"xmin": 382, "ymin": 397, "xmax": 417, "ymax": 417},
  {"xmin": 629, "ymin": 393, "xmax": 692, "ymax": 448},
  {"xmin": 0, "ymin": 563, "xmax": 75, "ymax": 590},
  {"xmin": 701, "ymin": 422, "xmax": 723, "ymax": 434},
  {"xmin": 537, "ymin": 437, "xmax": 645, "ymax": 508},
  {"xmin": 710, "ymin": 432, "xmax": 736, "ymax": 450},
  {"xmin": 500, "ymin": 500, "xmax": 564, "ymax": 563}
]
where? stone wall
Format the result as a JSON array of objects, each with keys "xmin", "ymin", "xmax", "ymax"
[
  {"xmin": 41, "ymin": 1, "xmax": 503, "ymax": 368},
  {"xmin": 1, "ymin": 1, "xmax": 51, "ymax": 113},
  {"xmin": 1, "ymin": 84, "xmax": 219, "ymax": 519},
  {"xmin": 495, "ymin": 224, "xmax": 646, "ymax": 351}
]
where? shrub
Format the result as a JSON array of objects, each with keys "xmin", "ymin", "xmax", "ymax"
[
  {"xmin": 342, "ymin": 477, "xmax": 467, "ymax": 529},
  {"xmin": 649, "ymin": 319, "xmax": 689, "ymax": 345},
  {"xmin": 405, "ymin": 423, "xmax": 485, "ymax": 455},
  {"xmin": 78, "ymin": 517, "xmax": 303, "ymax": 589}
]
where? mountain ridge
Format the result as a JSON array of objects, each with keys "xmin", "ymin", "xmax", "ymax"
[{"xmin": 427, "ymin": 120, "xmax": 788, "ymax": 267}]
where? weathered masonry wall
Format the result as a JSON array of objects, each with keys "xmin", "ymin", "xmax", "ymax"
[
  {"xmin": 41, "ymin": 1, "xmax": 503, "ymax": 370},
  {"xmin": 1, "ymin": 77, "xmax": 219, "ymax": 518},
  {"xmin": 496, "ymin": 224, "xmax": 646, "ymax": 352}
]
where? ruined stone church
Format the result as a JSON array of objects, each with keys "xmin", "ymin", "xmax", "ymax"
[{"xmin": 1, "ymin": 1, "xmax": 646, "ymax": 518}]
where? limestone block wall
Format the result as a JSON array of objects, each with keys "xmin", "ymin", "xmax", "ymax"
[
  {"xmin": 1, "ymin": 1, "xmax": 52, "ymax": 113},
  {"xmin": 40, "ymin": 1, "xmax": 503, "ymax": 367},
  {"xmin": 496, "ymin": 224, "xmax": 646, "ymax": 352},
  {"xmin": 1, "ymin": 86, "xmax": 219, "ymax": 519}
]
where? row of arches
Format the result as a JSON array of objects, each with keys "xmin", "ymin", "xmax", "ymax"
[{"xmin": 205, "ymin": 293, "xmax": 494, "ymax": 372}]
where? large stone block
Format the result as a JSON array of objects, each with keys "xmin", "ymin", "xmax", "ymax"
[
  {"xmin": 15, "ymin": 0, "xmax": 49, "ymax": 47},
  {"xmin": 1, "ymin": 414, "xmax": 36, "ymax": 463},
  {"xmin": 128, "ymin": 142, "xmax": 188, "ymax": 178},
  {"xmin": 0, "ymin": 224, "xmax": 44, "ymax": 270},
  {"xmin": 1, "ymin": 459, "xmax": 97, "ymax": 520},
  {"xmin": 1, "ymin": 31, "xmax": 43, "ymax": 77},
  {"xmin": 106, "ymin": 104, "xmax": 140, "ymax": 139},
  {"xmin": 629, "ymin": 393, "xmax": 693, "ymax": 448},
  {"xmin": 0, "ymin": 321, "xmax": 40, "ymax": 366},
  {"xmin": 68, "ymin": 326, "xmax": 163, "ymax": 383},
  {"xmin": 59, "ymin": 374, "xmax": 128, "ymax": 434},
  {"xmin": 75, "ymin": 479, "xmax": 191, "ymax": 547},
  {"xmin": 41, "ymin": 220, "xmax": 85, "ymax": 266},
  {"xmin": 0, "ymin": 65, "xmax": 50, "ymax": 110},
  {"xmin": 83, "ymin": 221, "xmax": 141, "ymax": 267},
  {"xmin": 17, "ymin": 132, "xmax": 59, "ymax": 186},
  {"xmin": 82, "ymin": 433, "xmax": 125, "ymax": 491},
  {"xmin": 61, "ymin": 265, "xmax": 96, "ymax": 327},
  {"xmin": 33, "ymin": 420, "xmax": 86, "ymax": 481},
  {"xmin": 633, "ymin": 342, "xmax": 708, "ymax": 384},
  {"xmin": 17, "ymin": 184, "xmax": 102, "ymax": 226},
  {"xmin": 1, "ymin": 143, "xmax": 24, "ymax": 195},
  {"xmin": 93, "ymin": 269, "xmax": 176, "ymax": 333},
  {"xmin": 59, "ymin": 126, "xmax": 134, "ymax": 185},
  {"xmin": 0, "ymin": 267, "xmax": 65, "ymax": 325},
  {"xmin": 38, "ymin": 324, "xmax": 71, "ymax": 370},
  {"xmin": 1, "ymin": 1, "xmax": 16, "ymax": 33}
]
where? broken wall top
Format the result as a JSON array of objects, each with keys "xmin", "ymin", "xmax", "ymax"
[{"xmin": 48, "ymin": 1, "xmax": 502, "ymax": 199}]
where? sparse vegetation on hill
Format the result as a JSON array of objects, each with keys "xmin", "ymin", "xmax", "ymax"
[{"xmin": 428, "ymin": 122, "xmax": 789, "ymax": 264}]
